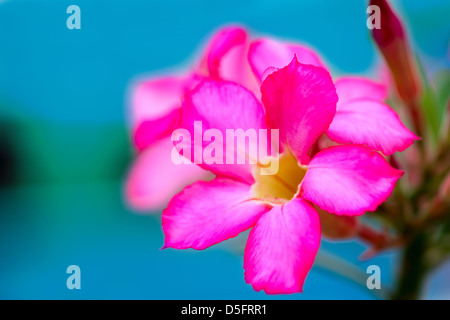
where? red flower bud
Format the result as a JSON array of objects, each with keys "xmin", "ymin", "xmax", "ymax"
[{"xmin": 369, "ymin": 0, "xmax": 421, "ymax": 104}]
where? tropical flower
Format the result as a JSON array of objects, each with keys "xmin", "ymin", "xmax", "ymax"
[
  {"xmin": 126, "ymin": 24, "xmax": 418, "ymax": 213},
  {"xmin": 126, "ymin": 26, "xmax": 257, "ymax": 211},
  {"xmin": 162, "ymin": 56, "xmax": 417, "ymax": 294}
]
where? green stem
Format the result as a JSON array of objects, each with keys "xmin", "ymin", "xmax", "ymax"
[{"xmin": 392, "ymin": 232, "xmax": 428, "ymax": 300}]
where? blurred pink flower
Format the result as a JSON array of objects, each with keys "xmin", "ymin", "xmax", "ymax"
[
  {"xmin": 126, "ymin": 26, "xmax": 256, "ymax": 211},
  {"xmin": 162, "ymin": 57, "xmax": 410, "ymax": 294}
]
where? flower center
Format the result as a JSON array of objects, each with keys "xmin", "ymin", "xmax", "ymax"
[{"xmin": 251, "ymin": 149, "xmax": 307, "ymax": 204}]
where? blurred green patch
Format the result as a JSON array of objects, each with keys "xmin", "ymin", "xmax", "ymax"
[
  {"xmin": 0, "ymin": 99, "xmax": 133, "ymax": 187},
  {"xmin": 416, "ymin": 57, "xmax": 450, "ymax": 144}
]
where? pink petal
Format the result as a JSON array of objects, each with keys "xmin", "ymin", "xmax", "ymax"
[
  {"xmin": 261, "ymin": 57, "xmax": 338, "ymax": 165},
  {"xmin": 130, "ymin": 76, "xmax": 185, "ymax": 129},
  {"xmin": 219, "ymin": 40, "xmax": 261, "ymax": 98},
  {"xmin": 335, "ymin": 77, "xmax": 388, "ymax": 106},
  {"xmin": 248, "ymin": 38, "xmax": 326, "ymax": 82},
  {"xmin": 131, "ymin": 76, "xmax": 198, "ymax": 150},
  {"xmin": 197, "ymin": 25, "xmax": 260, "ymax": 98},
  {"xmin": 198, "ymin": 26, "xmax": 247, "ymax": 79},
  {"xmin": 243, "ymin": 198, "xmax": 321, "ymax": 294},
  {"xmin": 327, "ymin": 99, "xmax": 420, "ymax": 155},
  {"xmin": 301, "ymin": 145, "xmax": 404, "ymax": 215},
  {"xmin": 125, "ymin": 138, "xmax": 211, "ymax": 212},
  {"xmin": 134, "ymin": 108, "xmax": 181, "ymax": 151},
  {"xmin": 162, "ymin": 178, "xmax": 270, "ymax": 250},
  {"xmin": 181, "ymin": 80, "xmax": 268, "ymax": 182}
]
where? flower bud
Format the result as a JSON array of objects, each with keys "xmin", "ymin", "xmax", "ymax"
[{"xmin": 369, "ymin": 0, "xmax": 421, "ymax": 104}]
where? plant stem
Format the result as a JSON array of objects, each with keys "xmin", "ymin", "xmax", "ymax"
[{"xmin": 392, "ymin": 231, "xmax": 428, "ymax": 299}]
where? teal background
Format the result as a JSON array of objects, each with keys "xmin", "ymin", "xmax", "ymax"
[{"xmin": 0, "ymin": 0, "xmax": 449, "ymax": 299}]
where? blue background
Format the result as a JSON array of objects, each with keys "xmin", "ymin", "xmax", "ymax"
[{"xmin": 0, "ymin": 0, "xmax": 449, "ymax": 299}]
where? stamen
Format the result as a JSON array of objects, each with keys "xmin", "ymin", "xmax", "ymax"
[{"xmin": 251, "ymin": 149, "xmax": 307, "ymax": 204}]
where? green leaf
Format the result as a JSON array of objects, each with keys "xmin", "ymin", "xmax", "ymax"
[{"xmin": 415, "ymin": 55, "xmax": 443, "ymax": 144}]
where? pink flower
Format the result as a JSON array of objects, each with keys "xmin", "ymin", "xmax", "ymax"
[
  {"xmin": 245, "ymin": 36, "xmax": 420, "ymax": 242},
  {"xmin": 162, "ymin": 57, "xmax": 412, "ymax": 294},
  {"xmin": 126, "ymin": 26, "xmax": 256, "ymax": 211}
]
